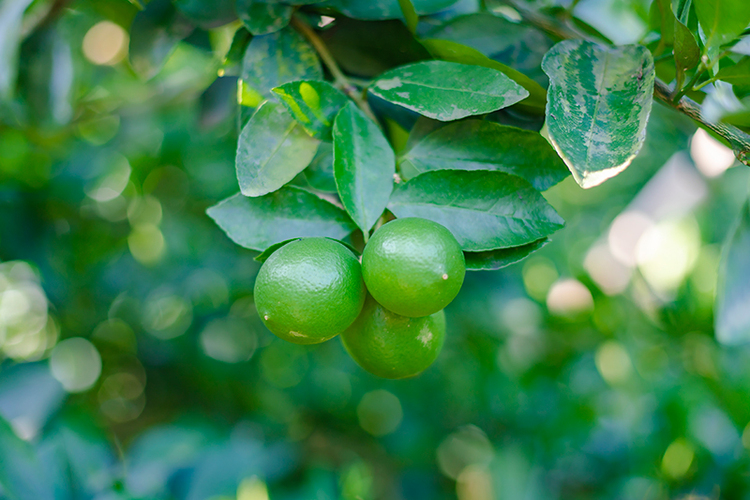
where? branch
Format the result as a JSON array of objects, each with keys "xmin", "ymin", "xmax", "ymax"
[
  {"xmin": 290, "ymin": 15, "xmax": 379, "ymax": 124},
  {"xmin": 504, "ymin": 0, "xmax": 750, "ymax": 165}
]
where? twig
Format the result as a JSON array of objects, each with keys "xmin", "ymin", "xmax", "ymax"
[
  {"xmin": 290, "ymin": 15, "xmax": 379, "ymax": 124},
  {"xmin": 503, "ymin": 0, "xmax": 750, "ymax": 164}
]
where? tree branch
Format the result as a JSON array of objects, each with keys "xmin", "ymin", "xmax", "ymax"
[{"xmin": 503, "ymin": 0, "xmax": 750, "ymax": 165}]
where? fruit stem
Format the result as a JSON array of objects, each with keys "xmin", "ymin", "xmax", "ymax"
[{"xmin": 291, "ymin": 15, "xmax": 380, "ymax": 125}]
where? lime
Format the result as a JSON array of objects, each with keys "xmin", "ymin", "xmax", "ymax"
[
  {"xmin": 361, "ymin": 217, "xmax": 465, "ymax": 317},
  {"xmin": 341, "ymin": 295, "xmax": 446, "ymax": 379},
  {"xmin": 254, "ymin": 238, "xmax": 366, "ymax": 344}
]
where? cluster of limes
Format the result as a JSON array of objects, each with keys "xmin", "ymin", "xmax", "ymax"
[{"xmin": 254, "ymin": 217, "xmax": 466, "ymax": 379}]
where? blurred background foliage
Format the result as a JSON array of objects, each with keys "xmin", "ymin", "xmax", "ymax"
[{"xmin": 1, "ymin": 0, "xmax": 750, "ymax": 499}]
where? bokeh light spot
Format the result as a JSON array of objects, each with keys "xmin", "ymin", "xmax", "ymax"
[
  {"xmin": 82, "ymin": 21, "xmax": 128, "ymax": 66},
  {"xmin": 357, "ymin": 390, "xmax": 403, "ymax": 436},
  {"xmin": 128, "ymin": 224, "xmax": 166, "ymax": 265},
  {"xmin": 546, "ymin": 279, "xmax": 594, "ymax": 316},
  {"xmin": 690, "ymin": 129, "xmax": 735, "ymax": 178},
  {"xmin": 200, "ymin": 317, "xmax": 257, "ymax": 363},
  {"xmin": 49, "ymin": 338, "xmax": 102, "ymax": 392},
  {"xmin": 661, "ymin": 438, "xmax": 694, "ymax": 479},
  {"xmin": 595, "ymin": 340, "xmax": 633, "ymax": 385},
  {"xmin": 437, "ymin": 425, "xmax": 494, "ymax": 480},
  {"xmin": 142, "ymin": 292, "xmax": 193, "ymax": 340}
]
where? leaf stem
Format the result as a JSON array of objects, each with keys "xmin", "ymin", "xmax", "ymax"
[
  {"xmin": 502, "ymin": 0, "xmax": 750, "ymax": 165},
  {"xmin": 290, "ymin": 15, "xmax": 379, "ymax": 124}
]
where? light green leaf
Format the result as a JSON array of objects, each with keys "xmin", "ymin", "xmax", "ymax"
[
  {"xmin": 694, "ymin": 0, "xmax": 750, "ymax": 56},
  {"xmin": 0, "ymin": 416, "xmax": 55, "ymax": 500},
  {"xmin": 397, "ymin": 0, "xmax": 419, "ymax": 34},
  {"xmin": 716, "ymin": 200, "xmax": 750, "ymax": 345},
  {"xmin": 541, "ymin": 40, "xmax": 655, "ymax": 188},
  {"xmin": 236, "ymin": 101, "xmax": 320, "ymax": 197},
  {"xmin": 0, "ymin": 0, "xmax": 34, "ymax": 100},
  {"xmin": 207, "ymin": 188, "xmax": 356, "ymax": 251},
  {"xmin": 715, "ymin": 57, "xmax": 750, "ymax": 92},
  {"xmin": 674, "ymin": 15, "xmax": 701, "ymax": 72},
  {"xmin": 322, "ymin": 0, "xmax": 457, "ymax": 19},
  {"xmin": 400, "ymin": 120, "xmax": 569, "ymax": 191},
  {"xmin": 369, "ymin": 61, "xmax": 529, "ymax": 122},
  {"xmin": 421, "ymin": 39, "xmax": 546, "ymax": 112},
  {"xmin": 465, "ymin": 239, "xmax": 549, "ymax": 271},
  {"xmin": 387, "ymin": 170, "xmax": 564, "ymax": 251},
  {"xmin": 333, "ymin": 102, "xmax": 395, "ymax": 233},
  {"xmin": 305, "ymin": 142, "xmax": 337, "ymax": 192},
  {"xmin": 273, "ymin": 80, "xmax": 350, "ymax": 140},
  {"xmin": 236, "ymin": 0, "xmax": 293, "ymax": 35},
  {"xmin": 240, "ymin": 26, "xmax": 322, "ymax": 106}
]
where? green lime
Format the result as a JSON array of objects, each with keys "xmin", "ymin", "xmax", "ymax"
[
  {"xmin": 254, "ymin": 238, "xmax": 366, "ymax": 344},
  {"xmin": 361, "ymin": 217, "xmax": 465, "ymax": 317},
  {"xmin": 341, "ymin": 295, "xmax": 446, "ymax": 379}
]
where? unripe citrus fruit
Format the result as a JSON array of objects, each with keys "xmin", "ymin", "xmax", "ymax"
[
  {"xmin": 361, "ymin": 217, "xmax": 465, "ymax": 317},
  {"xmin": 341, "ymin": 295, "xmax": 446, "ymax": 379},
  {"xmin": 254, "ymin": 238, "xmax": 366, "ymax": 344}
]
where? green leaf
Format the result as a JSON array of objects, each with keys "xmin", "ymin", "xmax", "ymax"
[
  {"xmin": 174, "ymin": 0, "xmax": 237, "ymax": 28},
  {"xmin": 387, "ymin": 170, "xmax": 564, "ymax": 251},
  {"xmin": 128, "ymin": 0, "xmax": 195, "ymax": 79},
  {"xmin": 333, "ymin": 102, "xmax": 395, "ymax": 233},
  {"xmin": 715, "ymin": 57, "xmax": 750, "ymax": 92},
  {"xmin": 0, "ymin": 0, "xmax": 34, "ymax": 100},
  {"xmin": 716, "ymin": 200, "xmax": 750, "ymax": 345},
  {"xmin": 674, "ymin": 15, "xmax": 701, "ymax": 72},
  {"xmin": 397, "ymin": 0, "xmax": 419, "ymax": 34},
  {"xmin": 0, "ymin": 416, "xmax": 55, "ymax": 500},
  {"xmin": 207, "ymin": 188, "xmax": 356, "ymax": 251},
  {"xmin": 273, "ymin": 80, "xmax": 350, "ymax": 140},
  {"xmin": 464, "ymin": 238, "xmax": 549, "ymax": 271},
  {"xmin": 541, "ymin": 40, "xmax": 655, "ymax": 188},
  {"xmin": 236, "ymin": 101, "xmax": 320, "ymax": 197},
  {"xmin": 254, "ymin": 238, "xmax": 299, "ymax": 262},
  {"xmin": 369, "ymin": 61, "xmax": 529, "ymax": 122},
  {"xmin": 421, "ymin": 39, "xmax": 547, "ymax": 112},
  {"xmin": 399, "ymin": 119, "xmax": 569, "ymax": 191},
  {"xmin": 236, "ymin": 0, "xmax": 293, "ymax": 35},
  {"xmin": 694, "ymin": 0, "xmax": 750, "ymax": 56},
  {"xmin": 322, "ymin": 0, "xmax": 458, "ymax": 20},
  {"xmin": 305, "ymin": 142, "xmax": 337, "ymax": 192},
  {"xmin": 649, "ymin": 0, "xmax": 675, "ymax": 47},
  {"xmin": 240, "ymin": 26, "xmax": 322, "ymax": 106}
]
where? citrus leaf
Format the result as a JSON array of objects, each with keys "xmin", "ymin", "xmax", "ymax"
[
  {"xmin": 273, "ymin": 80, "xmax": 350, "ymax": 140},
  {"xmin": 369, "ymin": 60, "xmax": 529, "ymax": 122},
  {"xmin": 716, "ymin": 200, "xmax": 750, "ymax": 345},
  {"xmin": 715, "ymin": 57, "xmax": 750, "ymax": 92},
  {"xmin": 694, "ymin": 0, "xmax": 750, "ymax": 57},
  {"xmin": 0, "ymin": 416, "xmax": 55, "ymax": 500},
  {"xmin": 240, "ymin": 26, "xmax": 322, "ymax": 106},
  {"xmin": 305, "ymin": 142, "xmax": 337, "ymax": 192},
  {"xmin": 322, "ymin": 0, "xmax": 458, "ymax": 20},
  {"xmin": 674, "ymin": 15, "xmax": 700, "ymax": 72},
  {"xmin": 174, "ymin": 0, "xmax": 237, "ymax": 28},
  {"xmin": 129, "ymin": 0, "xmax": 194, "ymax": 80},
  {"xmin": 254, "ymin": 238, "xmax": 299, "ymax": 262},
  {"xmin": 421, "ymin": 38, "xmax": 546, "ymax": 112},
  {"xmin": 207, "ymin": 188, "xmax": 356, "ymax": 251},
  {"xmin": 464, "ymin": 238, "xmax": 549, "ymax": 271},
  {"xmin": 399, "ymin": 120, "xmax": 569, "ymax": 191},
  {"xmin": 236, "ymin": 0, "xmax": 293, "ymax": 36},
  {"xmin": 541, "ymin": 40, "xmax": 655, "ymax": 188},
  {"xmin": 387, "ymin": 170, "xmax": 564, "ymax": 251},
  {"xmin": 333, "ymin": 102, "xmax": 396, "ymax": 233},
  {"xmin": 236, "ymin": 101, "xmax": 320, "ymax": 197},
  {"xmin": 397, "ymin": 0, "xmax": 418, "ymax": 34}
]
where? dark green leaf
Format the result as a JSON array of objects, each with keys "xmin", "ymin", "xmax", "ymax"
[
  {"xmin": 397, "ymin": 0, "xmax": 419, "ymax": 34},
  {"xmin": 694, "ymin": 0, "xmax": 750, "ymax": 56},
  {"xmin": 649, "ymin": 0, "xmax": 675, "ymax": 47},
  {"xmin": 542, "ymin": 40, "xmax": 655, "ymax": 188},
  {"xmin": 236, "ymin": 0, "xmax": 293, "ymax": 36},
  {"xmin": 254, "ymin": 238, "xmax": 299, "ymax": 262},
  {"xmin": 273, "ymin": 80, "xmax": 350, "ymax": 140},
  {"xmin": 236, "ymin": 101, "xmax": 320, "ymax": 197},
  {"xmin": 716, "ymin": 200, "xmax": 750, "ymax": 345},
  {"xmin": 674, "ymin": 15, "xmax": 701, "ymax": 72},
  {"xmin": 369, "ymin": 61, "xmax": 529, "ymax": 122},
  {"xmin": 322, "ymin": 0, "xmax": 457, "ymax": 19},
  {"xmin": 0, "ymin": 0, "xmax": 34, "ymax": 100},
  {"xmin": 421, "ymin": 39, "xmax": 546, "ymax": 112},
  {"xmin": 129, "ymin": 0, "xmax": 194, "ymax": 79},
  {"xmin": 465, "ymin": 238, "xmax": 549, "ymax": 271},
  {"xmin": 207, "ymin": 188, "xmax": 356, "ymax": 251},
  {"xmin": 0, "ymin": 416, "xmax": 55, "ymax": 500},
  {"xmin": 305, "ymin": 142, "xmax": 337, "ymax": 192},
  {"xmin": 333, "ymin": 102, "xmax": 395, "ymax": 233},
  {"xmin": 399, "ymin": 120, "xmax": 569, "ymax": 191},
  {"xmin": 240, "ymin": 26, "xmax": 322, "ymax": 106},
  {"xmin": 387, "ymin": 170, "xmax": 564, "ymax": 251},
  {"xmin": 174, "ymin": 0, "xmax": 237, "ymax": 28}
]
